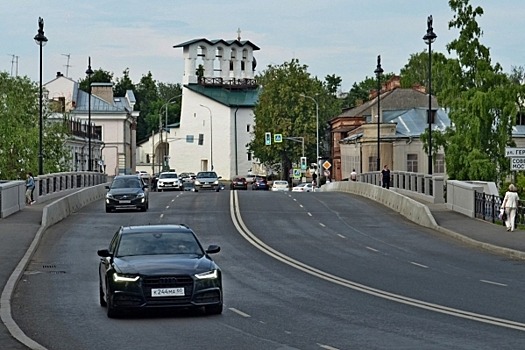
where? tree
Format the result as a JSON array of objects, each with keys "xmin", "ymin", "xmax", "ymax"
[
  {"xmin": 78, "ymin": 69, "xmax": 113, "ymax": 92},
  {"xmin": 440, "ymin": 0, "xmax": 522, "ymax": 183},
  {"xmin": 343, "ymin": 73, "xmax": 394, "ymax": 110},
  {"xmin": 249, "ymin": 59, "xmax": 341, "ymax": 179},
  {"xmin": 0, "ymin": 72, "xmax": 70, "ymax": 179},
  {"xmin": 114, "ymin": 68, "xmax": 135, "ymax": 97},
  {"xmin": 324, "ymin": 74, "xmax": 342, "ymax": 95},
  {"xmin": 135, "ymin": 72, "xmax": 160, "ymax": 141},
  {"xmin": 399, "ymin": 51, "xmax": 450, "ymax": 96}
]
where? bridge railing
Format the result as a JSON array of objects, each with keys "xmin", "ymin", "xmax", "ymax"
[{"xmin": 0, "ymin": 171, "xmax": 107, "ymax": 218}]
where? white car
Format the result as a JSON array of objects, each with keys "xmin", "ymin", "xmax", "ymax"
[
  {"xmin": 271, "ymin": 180, "xmax": 289, "ymax": 192},
  {"xmin": 157, "ymin": 172, "xmax": 182, "ymax": 191},
  {"xmin": 292, "ymin": 183, "xmax": 313, "ymax": 192}
]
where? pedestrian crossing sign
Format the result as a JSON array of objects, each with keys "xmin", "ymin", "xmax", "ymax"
[{"xmin": 274, "ymin": 134, "xmax": 283, "ymax": 143}]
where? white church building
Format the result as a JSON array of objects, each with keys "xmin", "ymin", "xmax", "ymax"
[{"xmin": 137, "ymin": 37, "xmax": 260, "ymax": 180}]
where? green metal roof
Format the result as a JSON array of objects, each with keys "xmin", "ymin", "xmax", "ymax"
[{"xmin": 185, "ymin": 84, "xmax": 260, "ymax": 107}]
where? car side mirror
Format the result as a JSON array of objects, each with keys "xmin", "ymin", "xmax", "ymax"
[
  {"xmin": 206, "ymin": 245, "xmax": 221, "ymax": 254},
  {"xmin": 105, "ymin": 185, "xmax": 110, "ymax": 190},
  {"xmin": 97, "ymin": 249, "xmax": 112, "ymax": 258}
]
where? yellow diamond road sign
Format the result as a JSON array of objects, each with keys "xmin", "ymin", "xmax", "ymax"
[{"xmin": 322, "ymin": 161, "xmax": 331, "ymax": 170}]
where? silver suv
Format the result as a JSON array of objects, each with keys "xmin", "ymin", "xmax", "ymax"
[{"xmin": 194, "ymin": 171, "xmax": 221, "ymax": 192}]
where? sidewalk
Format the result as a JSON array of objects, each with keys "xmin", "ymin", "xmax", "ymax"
[{"xmin": 1, "ymin": 197, "xmax": 525, "ymax": 349}]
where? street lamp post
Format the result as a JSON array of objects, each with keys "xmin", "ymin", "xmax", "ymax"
[
  {"xmin": 34, "ymin": 17, "xmax": 48, "ymax": 175},
  {"xmin": 200, "ymin": 104, "xmax": 213, "ymax": 171},
  {"xmin": 86, "ymin": 57, "xmax": 94, "ymax": 171},
  {"xmin": 374, "ymin": 55, "xmax": 384, "ymax": 172},
  {"xmin": 300, "ymin": 94, "xmax": 319, "ymax": 187},
  {"xmin": 424, "ymin": 15, "xmax": 437, "ymax": 175},
  {"xmin": 158, "ymin": 94, "xmax": 183, "ymax": 172}
]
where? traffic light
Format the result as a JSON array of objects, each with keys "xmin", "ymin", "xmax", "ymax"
[
  {"xmin": 300, "ymin": 156, "xmax": 307, "ymax": 170},
  {"xmin": 265, "ymin": 132, "xmax": 272, "ymax": 145}
]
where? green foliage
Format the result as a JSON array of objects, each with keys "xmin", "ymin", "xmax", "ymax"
[
  {"xmin": 0, "ymin": 72, "xmax": 71, "ymax": 179},
  {"xmin": 250, "ymin": 59, "xmax": 341, "ymax": 178},
  {"xmin": 399, "ymin": 51, "xmax": 450, "ymax": 96},
  {"xmin": 343, "ymin": 73, "xmax": 394, "ymax": 109},
  {"xmin": 114, "ymin": 68, "xmax": 135, "ymax": 97},
  {"xmin": 78, "ymin": 69, "xmax": 113, "ymax": 92},
  {"xmin": 324, "ymin": 74, "xmax": 342, "ymax": 95}
]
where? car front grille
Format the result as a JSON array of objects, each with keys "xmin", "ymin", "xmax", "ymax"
[
  {"xmin": 113, "ymin": 194, "xmax": 139, "ymax": 200},
  {"xmin": 143, "ymin": 275, "xmax": 194, "ymax": 304}
]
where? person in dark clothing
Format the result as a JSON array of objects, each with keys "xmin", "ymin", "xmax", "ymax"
[{"xmin": 381, "ymin": 165, "xmax": 390, "ymax": 189}]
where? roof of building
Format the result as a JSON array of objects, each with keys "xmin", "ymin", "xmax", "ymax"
[
  {"xmin": 185, "ymin": 84, "xmax": 259, "ymax": 107},
  {"xmin": 74, "ymin": 89, "xmax": 135, "ymax": 113},
  {"xmin": 174, "ymin": 38, "xmax": 260, "ymax": 50}
]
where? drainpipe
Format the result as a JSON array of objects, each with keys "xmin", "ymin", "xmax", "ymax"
[{"xmin": 234, "ymin": 106, "xmax": 239, "ymax": 176}]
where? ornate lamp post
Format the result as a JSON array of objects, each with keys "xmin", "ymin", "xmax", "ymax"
[
  {"xmin": 34, "ymin": 17, "xmax": 48, "ymax": 175},
  {"xmin": 374, "ymin": 55, "xmax": 384, "ymax": 172},
  {"xmin": 423, "ymin": 15, "xmax": 437, "ymax": 175},
  {"xmin": 86, "ymin": 57, "xmax": 94, "ymax": 171}
]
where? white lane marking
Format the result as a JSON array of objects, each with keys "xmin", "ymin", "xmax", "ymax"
[
  {"xmin": 307, "ymin": 212, "xmax": 312, "ymax": 217},
  {"xmin": 319, "ymin": 223, "xmax": 326, "ymax": 227},
  {"xmin": 366, "ymin": 246, "xmax": 379, "ymax": 252},
  {"xmin": 160, "ymin": 214, "xmax": 164, "ymax": 219},
  {"xmin": 481, "ymin": 280, "xmax": 508, "ymax": 287},
  {"xmin": 410, "ymin": 262, "xmax": 429, "ymax": 269},
  {"xmin": 299, "ymin": 204, "xmax": 304, "ymax": 208},
  {"xmin": 229, "ymin": 191, "xmax": 525, "ymax": 332},
  {"xmin": 317, "ymin": 344, "xmax": 340, "ymax": 350},
  {"xmin": 337, "ymin": 234, "xmax": 346, "ymax": 239},
  {"xmin": 165, "ymin": 206, "xmax": 170, "ymax": 209},
  {"xmin": 293, "ymin": 198, "xmax": 297, "ymax": 202},
  {"xmin": 229, "ymin": 307, "xmax": 251, "ymax": 318}
]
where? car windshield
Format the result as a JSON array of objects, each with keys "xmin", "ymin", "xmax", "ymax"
[
  {"xmin": 197, "ymin": 172, "xmax": 217, "ymax": 178},
  {"xmin": 160, "ymin": 173, "xmax": 178, "ymax": 179},
  {"xmin": 111, "ymin": 178, "xmax": 142, "ymax": 189},
  {"xmin": 116, "ymin": 231, "xmax": 203, "ymax": 257}
]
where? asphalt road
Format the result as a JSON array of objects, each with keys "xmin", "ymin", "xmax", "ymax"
[{"xmin": 11, "ymin": 190, "xmax": 525, "ymax": 349}]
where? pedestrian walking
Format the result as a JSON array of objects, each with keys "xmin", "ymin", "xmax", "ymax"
[
  {"xmin": 502, "ymin": 183, "xmax": 520, "ymax": 232},
  {"xmin": 25, "ymin": 172, "xmax": 36, "ymax": 205},
  {"xmin": 381, "ymin": 165, "xmax": 391, "ymax": 189},
  {"xmin": 350, "ymin": 169, "xmax": 357, "ymax": 181}
]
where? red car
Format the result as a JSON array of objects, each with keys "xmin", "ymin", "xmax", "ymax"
[{"xmin": 230, "ymin": 176, "xmax": 248, "ymax": 190}]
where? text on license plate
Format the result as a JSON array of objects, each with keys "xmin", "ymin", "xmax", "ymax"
[
  {"xmin": 119, "ymin": 200, "xmax": 131, "ymax": 204},
  {"xmin": 151, "ymin": 287, "xmax": 185, "ymax": 297}
]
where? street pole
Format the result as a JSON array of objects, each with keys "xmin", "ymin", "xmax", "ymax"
[
  {"xmin": 159, "ymin": 94, "xmax": 183, "ymax": 172},
  {"xmin": 34, "ymin": 17, "xmax": 48, "ymax": 175},
  {"xmin": 374, "ymin": 55, "xmax": 384, "ymax": 172},
  {"xmin": 200, "ymin": 104, "xmax": 213, "ymax": 171},
  {"xmin": 300, "ymin": 94, "xmax": 319, "ymax": 188},
  {"xmin": 423, "ymin": 15, "xmax": 437, "ymax": 175},
  {"xmin": 86, "ymin": 57, "xmax": 94, "ymax": 171}
]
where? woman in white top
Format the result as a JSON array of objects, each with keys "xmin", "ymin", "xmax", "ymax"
[{"xmin": 502, "ymin": 184, "xmax": 520, "ymax": 232}]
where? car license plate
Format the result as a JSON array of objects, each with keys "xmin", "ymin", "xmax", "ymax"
[
  {"xmin": 119, "ymin": 200, "xmax": 131, "ymax": 204},
  {"xmin": 151, "ymin": 287, "xmax": 185, "ymax": 297}
]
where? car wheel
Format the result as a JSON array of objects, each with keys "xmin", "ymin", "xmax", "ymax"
[
  {"xmin": 99, "ymin": 278, "xmax": 107, "ymax": 307},
  {"xmin": 205, "ymin": 303, "xmax": 223, "ymax": 315}
]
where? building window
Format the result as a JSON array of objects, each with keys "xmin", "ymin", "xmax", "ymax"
[
  {"xmin": 246, "ymin": 124, "xmax": 250, "ymax": 132},
  {"xmin": 247, "ymin": 152, "xmax": 252, "ymax": 161},
  {"xmin": 407, "ymin": 154, "xmax": 418, "ymax": 172},
  {"xmin": 146, "ymin": 154, "xmax": 150, "ymax": 164},
  {"xmin": 428, "ymin": 110, "xmax": 436, "ymax": 124},
  {"xmin": 368, "ymin": 156, "xmax": 376, "ymax": 172},
  {"xmin": 186, "ymin": 135, "xmax": 194, "ymax": 143},
  {"xmin": 435, "ymin": 154, "xmax": 445, "ymax": 174}
]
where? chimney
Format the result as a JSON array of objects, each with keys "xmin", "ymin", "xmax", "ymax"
[
  {"xmin": 56, "ymin": 72, "xmax": 63, "ymax": 78},
  {"xmin": 91, "ymin": 82, "xmax": 114, "ymax": 105},
  {"xmin": 412, "ymin": 84, "xmax": 427, "ymax": 94}
]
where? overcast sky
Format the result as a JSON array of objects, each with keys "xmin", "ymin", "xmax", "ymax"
[{"xmin": 1, "ymin": 1, "xmax": 523, "ymax": 92}]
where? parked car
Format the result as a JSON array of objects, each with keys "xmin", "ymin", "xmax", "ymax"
[
  {"xmin": 97, "ymin": 224, "xmax": 223, "ymax": 318},
  {"xmin": 182, "ymin": 181, "xmax": 195, "ymax": 191},
  {"xmin": 157, "ymin": 172, "xmax": 182, "ymax": 191},
  {"xmin": 194, "ymin": 171, "xmax": 221, "ymax": 192},
  {"xmin": 252, "ymin": 177, "xmax": 269, "ymax": 190},
  {"xmin": 105, "ymin": 175, "xmax": 149, "ymax": 212},
  {"xmin": 271, "ymin": 180, "xmax": 289, "ymax": 192},
  {"xmin": 246, "ymin": 174, "xmax": 256, "ymax": 184},
  {"xmin": 179, "ymin": 172, "xmax": 196, "ymax": 183},
  {"xmin": 292, "ymin": 183, "xmax": 314, "ymax": 192},
  {"xmin": 230, "ymin": 176, "xmax": 248, "ymax": 190}
]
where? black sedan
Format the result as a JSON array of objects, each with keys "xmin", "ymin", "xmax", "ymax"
[
  {"xmin": 105, "ymin": 175, "xmax": 149, "ymax": 212},
  {"xmin": 97, "ymin": 224, "xmax": 222, "ymax": 318},
  {"xmin": 251, "ymin": 177, "xmax": 269, "ymax": 190}
]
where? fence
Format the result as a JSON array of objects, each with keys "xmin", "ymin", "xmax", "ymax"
[{"xmin": 0, "ymin": 171, "xmax": 107, "ymax": 218}]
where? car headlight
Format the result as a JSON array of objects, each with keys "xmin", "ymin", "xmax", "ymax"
[
  {"xmin": 195, "ymin": 180, "xmax": 201, "ymax": 185},
  {"xmin": 113, "ymin": 273, "xmax": 140, "ymax": 282},
  {"xmin": 213, "ymin": 180, "xmax": 219, "ymax": 185},
  {"xmin": 106, "ymin": 193, "xmax": 114, "ymax": 199},
  {"xmin": 137, "ymin": 193, "xmax": 145, "ymax": 198},
  {"xmin": 195, "ymin": 269, "xmax": 218, "ymax": 280}
]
